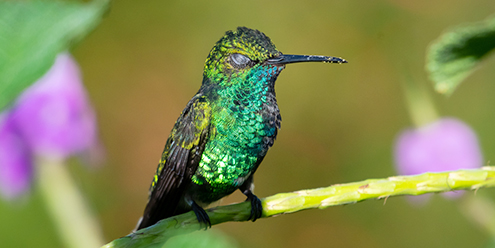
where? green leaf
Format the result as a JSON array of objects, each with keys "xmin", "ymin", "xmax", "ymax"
[
  {"xmin": 426, "ymin": 15, "xmax": 495, "ymax": 95},
  {"xmin": 0, "ymin": 0, "xmax": 109, "ymax": 111}
]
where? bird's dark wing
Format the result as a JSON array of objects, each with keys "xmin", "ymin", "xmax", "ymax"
[{"xmin": 136, "ymin": 94, "xmax": 211, "ymax": 230}]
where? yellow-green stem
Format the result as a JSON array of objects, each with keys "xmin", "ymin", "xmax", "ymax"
[
  {"xmin": 104, "ymin": 166, "xmax": 495, "ymax": 248},
  {"xmin": 459, "ymin": 193, "xmax": 495, "ymax": 237},
  {"xmin": 402, "ymin": 75, "xmax": 438, "ymax": 127},
  {"xmin": 37, "ymin": 157, "xmax": 105, "ymax": 248}
]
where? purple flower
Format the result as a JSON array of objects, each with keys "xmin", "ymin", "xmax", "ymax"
[
  {"xmin": 0, "ymin": 114, "xmax": 32, "ymax": 199},
  {"xmin": 394, "ymin": 118, "xmax": 483, "ymax": 200},
  {"xmin": 12, "ymin": 53, "xmax": 98, "ymax": 158},
  {"xmin": 0, "ymin": 53, "xmax": 100, "ymax": 199}
]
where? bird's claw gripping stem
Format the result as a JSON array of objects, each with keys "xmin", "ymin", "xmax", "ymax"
[
  {"xmin": 245, "ymin": 192, "xmax": 263, "ymax": 221},
  {"xmin": 191, "ymin": 201, "xmax": 211, "ymax": 230}
]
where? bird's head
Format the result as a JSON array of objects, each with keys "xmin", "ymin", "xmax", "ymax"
[{"xmin": 202, "ymin": 27, "xmax": 347, "ymax": 87}]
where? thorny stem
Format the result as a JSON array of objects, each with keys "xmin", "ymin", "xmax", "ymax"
[{"xmin": 103, "ymin": 166, "xmax": 495, "ymax": 248}]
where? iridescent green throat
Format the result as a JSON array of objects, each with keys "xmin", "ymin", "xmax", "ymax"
[{"xmin": 191, "ymin": 63, "xmax": 283, "ymax": 202}]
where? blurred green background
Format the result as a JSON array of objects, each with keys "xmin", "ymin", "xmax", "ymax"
[{"xmin": 2, "ymin": 0, "xmax": 495, "ymax": 247}]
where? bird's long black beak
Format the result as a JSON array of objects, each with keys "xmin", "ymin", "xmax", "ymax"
[{"xmin": 265, "ymin": 54, "xmax": 347, "ymax": 65}]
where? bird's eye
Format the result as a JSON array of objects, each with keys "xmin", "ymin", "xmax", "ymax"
[{"xmin": 230, "ymin": 53, "xmax": 251, "ymax": 68}]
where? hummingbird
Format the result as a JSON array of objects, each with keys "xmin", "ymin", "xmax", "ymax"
[{"xmin": 136, "ymin": 27, "xmax": 346, "ymax": 230}]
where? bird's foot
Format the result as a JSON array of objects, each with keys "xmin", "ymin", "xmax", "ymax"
[
  {"xmin": 245, "ymin": 192, "xmax": 263, "ymax": 222},
  {"xmin": 191, "ymin": 201, "xmax": 211, "ymax": 230}
]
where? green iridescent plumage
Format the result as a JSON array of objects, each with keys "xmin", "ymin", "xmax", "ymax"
[{"xmin": 137, "ymin": 27, "xmax": 346, "ymax": 230}]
